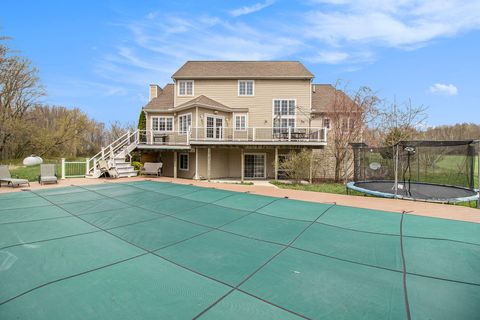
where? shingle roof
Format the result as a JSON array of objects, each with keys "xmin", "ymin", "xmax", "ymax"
[
  {"xmin": 172, "ymin": 61, "xmax": 314, "ymax": 79},
  {"xmin": 311, "ymin": 84, "xmax": 354, "ymax": 113},
  {"xmin": 143, "ymin": 84, "xmax": 174, "ymax": 111},
  {"xmin": 175, "ymin": 95, "xmax": 233, "ymax": 112}
]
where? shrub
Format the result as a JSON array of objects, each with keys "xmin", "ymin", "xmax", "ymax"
[
  {"xmin": 277, "ymin": 149, "xmax": 319, "ymax": 183},
  {"xmin": 132, "ymin": 161, "xmax": 143, "ymax": 171}
]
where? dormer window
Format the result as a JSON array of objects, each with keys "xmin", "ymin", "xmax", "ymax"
[
  {"xmin": 238, "ymin": 80, "xmax": 254, "ymax": 96},
  {"xmin": 178, "ymin": 80, "xmax": 194, "ymax": 96}
]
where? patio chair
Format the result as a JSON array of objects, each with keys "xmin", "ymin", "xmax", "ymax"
[
  {"xmin": 39, "ymin": 164, "xmax": 58, "ymax": 185},
  {"xmin": 141, "ymin": 162, "xmax": 163, "ymax": 176},
  {"xmin": 0, "ymin": 165, "xmax": 30, "ymax": 188},
  {"xmin": 98, "ymin": 160, "xmax": 119, "ymax": 179}
]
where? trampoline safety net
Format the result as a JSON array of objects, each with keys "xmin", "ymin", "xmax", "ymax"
[
  {"xmin": 0, "ymin": 181, "xmax": 480, "ymax": 320},
  {"xmin": 350, "ymin": 140, "xmax": 478, "ymax": 202}
]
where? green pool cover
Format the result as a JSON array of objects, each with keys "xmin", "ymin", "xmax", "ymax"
[{"xmin": 0, "ymin": 181, "xmax": 479, "ymax": 319}]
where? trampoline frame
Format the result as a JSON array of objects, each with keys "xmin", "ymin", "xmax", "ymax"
[{"xmin": 347, "ymin": 180, "xmax": 480, "ymax": 204}]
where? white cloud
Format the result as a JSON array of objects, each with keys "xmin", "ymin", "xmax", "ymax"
[
  {"xmin": 305, "ymin": 1, "xmax": 480, "ymax": 48},
  {"xmin": 429, "ymin": 83, "xmax": 458, "ymax": 96},
  {"xmin": 230, "ymin": 0, "xmax": 275, "ymax": 17},
  {"xmin": 96, "ymin": 0, "xmax": 480, "ymax": 88},
  {"xmin": 306, "ymin": 51, "xmax": 349, "ymax": 64}
]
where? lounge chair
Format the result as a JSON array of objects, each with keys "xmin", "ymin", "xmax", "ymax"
[
  {"xmin": 39, "ymin": 164, "xmax": 58, "ymax": 185},
  {"xmin": 141, "ymin": 162, "xmax": 163, "ymax": 176},
  {"xmin": 0, "ymin": 165, "xmax": 30, "ymax": 188},
  {"xmin": 98, "ymin": 160, "xmax": 119, "ymax": 178}
]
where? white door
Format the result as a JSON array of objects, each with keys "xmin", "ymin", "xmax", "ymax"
[
  {"xmin": 206, "ymin": 115, "xmax": 224, "ymax": 139},
  {"xmin": 244, "ymin": 154, "xmax": 266, "ymax": 179}
]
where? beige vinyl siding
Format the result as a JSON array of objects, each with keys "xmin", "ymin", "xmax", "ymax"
[
  {"xmin": 175, "ymin": 79, "xmax": 311, "ymax": 128},
  {"xmin": 177, "ymin": 151, "xmax": 196, "ymax": 179}
]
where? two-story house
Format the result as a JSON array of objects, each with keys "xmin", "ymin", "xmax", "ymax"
[{"xmin": 133, "ymin": 61, "xmax": 332, "ymax": 181}]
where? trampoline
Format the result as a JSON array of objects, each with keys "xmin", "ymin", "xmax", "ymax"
[
  {"xmin": 1, "ymin": 181, "xmax": 480, "ymax": 319},
  {"xmin": 348, "ymin": 140, "xmax": 479, "ymax": 203},
  {"xmin": 348, "ymin": 180, "xmax": 479, "ymax": 203}
]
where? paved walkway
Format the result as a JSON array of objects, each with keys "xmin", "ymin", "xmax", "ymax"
[{"xmin": 1, "ymin": 176, "xmax": 479, "ymax": 223}]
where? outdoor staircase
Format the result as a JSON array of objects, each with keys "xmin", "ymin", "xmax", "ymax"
[{"xmin": 86, "ymin": 130, "xmax": 139, "ymax": 179}]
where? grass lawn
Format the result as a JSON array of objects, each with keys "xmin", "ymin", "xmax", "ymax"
[{"xmin": 271, "ymin": 181, "xmax": 355, "ymax": 195}]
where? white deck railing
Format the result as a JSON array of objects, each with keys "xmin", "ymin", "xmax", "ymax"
[{"xmin": 137, "ymin": 127, "xmax": 327, "ymax": 145}]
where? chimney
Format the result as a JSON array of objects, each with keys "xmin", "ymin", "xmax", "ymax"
[{"xmin": 149, "ymin": 84, "xmax": 162, "ymax": 101}]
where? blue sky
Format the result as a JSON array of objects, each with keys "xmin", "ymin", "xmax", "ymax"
[{"xmin": 2, "ymin": 0, "xmax": 480, "ymax": 126}]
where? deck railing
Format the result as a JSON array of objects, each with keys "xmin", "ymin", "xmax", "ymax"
[{"xmin": 138, "ymin": 127, "xmax": 327, "ymax": 145}]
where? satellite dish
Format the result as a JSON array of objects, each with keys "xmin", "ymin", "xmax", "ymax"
[
  {"xmin": 23, "ymin": 155, "xmax": 43, "ymax": 166},
  {"xmin": 369, "ymin": 162, "xmax": 381, "ymax": 170}
]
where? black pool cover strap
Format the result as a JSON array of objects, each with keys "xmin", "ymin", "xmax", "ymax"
[
  {"xmin": 192, "ymin": 203, "xmax": 337, "ymax": 320},
  {"xmin": 2, "ymin": 183, "xmax": 480, "ymax": 319},
  {"xmin": 400, "ymin": 211, "xmax": 411, "ymax": 320}
]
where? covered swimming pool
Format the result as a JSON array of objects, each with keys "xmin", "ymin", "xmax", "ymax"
[{"xmin": 1, "ymin": 181, "xmax": 479, "ymax": 319}]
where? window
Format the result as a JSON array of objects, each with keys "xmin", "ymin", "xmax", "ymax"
[
  {"xmin": 348, "ymin": 118, "xmax": 355, "ymax": 130},
  {"xmin": 323, "ymin": 118, "xmax": 330, "ymax": 129},
  {"xmin": 179, "ymin": 153, "xmax": 189, "ymax": 171},
  {"xmin": 178, "ymin": 80, "xmax": 194, "ymax": 96},
  {"xmin": 341, "ymin": 118, "xmax": 355, "ymax": 132},
  {"xmin": 273, "ymin": 99, "xmax": 296, "ymax": 134},
  {"xmin": 234, "ymin": 114, "xmax": 247, "ymax": 131},
  {"xmin": 238, "ymin": 80, "xmax": 254, "ymax": 96},
  {"xmin": 152, "ymin": 116, "xmax": 173, "ymax": 132},
  {"xmin": 179, "ymin": 113, "xmax": 192, "ymax": 134}
]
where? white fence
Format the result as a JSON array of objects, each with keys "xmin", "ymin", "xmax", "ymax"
[{"xmin": 61, "ymin": 158, "xmax": 89, "ymax": 179}]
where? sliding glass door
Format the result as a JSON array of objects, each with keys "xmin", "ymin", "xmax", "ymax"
[{"xmin": 244, "ymin": 153, "xmax": 266, "ymax": 179}]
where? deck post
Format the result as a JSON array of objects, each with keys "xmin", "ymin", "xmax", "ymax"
[
  {"xmin": 309, "ymin": 150, "xmax": 314, "ymax": 184},
  {"xmin": 173, "ymin": 151, "xmax": 177, "ymax": 179},
  {"xmin": 61, "ymin": 158, "xmax": 66, "ymax": 180},
  {"xmin": 394, "ymin": 144, "xmax": 399, "ymax": 198},
  {"xmin": 194, "ymin": 148, "xmax": 199, "ymax": 180},
  {"xmin": 240, "ymin": 148, "xmax": 245, "ymax": 183},
  {"xmin": 85, "ymin": 158, "xmax": 90, "ymax": 175},
  {"xmin": 93, "ymin": 159, "xmax": 98, "ymax": 176},
  {"xmin": 207, "ymin": 147, "xmax": 211, "ymax": 182},
  {"xmin": 274, "ymin": 147, "xmax": 279, "ymax": 181}
]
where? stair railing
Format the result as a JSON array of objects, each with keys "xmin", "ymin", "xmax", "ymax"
[{"xmin": 88, "ymin": 129, "xmax": 139, "ymax": 176}]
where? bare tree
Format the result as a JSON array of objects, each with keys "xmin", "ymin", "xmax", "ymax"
[
  {"xmin": 0, "ymin": 37, "xmax": 45, "ymax": 159},
  {"xmin": 105, "ymin": 121, "xmax": 136, "ymax": 143},
  {"xmin": 323, "ymin": 81, "xmax": 379, "ymax": 182},
  {"xmin": 377, "ymin": 98, "xmax": 428, "ymax": 147}
]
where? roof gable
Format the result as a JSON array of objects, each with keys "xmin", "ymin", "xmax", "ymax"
[{"xmin": 143, "ymin": 84, "xmax": 174, "ymax": 111}]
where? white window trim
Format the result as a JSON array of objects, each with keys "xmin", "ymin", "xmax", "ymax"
[
  {"xmin": 323, "ymin": 117, "xmax": 331, "ymax": 130},
  {"xmin": 271, "ymin": 98, "xmax": 297, "ymax": 130},
  {"xmin": 178, "ymin": 112, "xmax": 192, "ymax": 135},
  {"xmin": 244, "ymin": 152, "xmax": 267, "ymax": 179},
  {"xmin": 238, "ymin": 80, "xmax": 255, "ymax": 96},
  {"xmin": 179, "ymin": 153, "xmax": 189, "ymax": 171},
  {"xmin": 178, "ymin": 80, "xmax": 194, "ymax": 96},
  {"xmin": 204, "ymin": 113, "xmax": 225, "ymax": 140},
  {"xmin": 341, "ymin": 118, "xmax": 351, "ymax": 133},
  {"xmin": 233, "ymin": 113, "xmax": 248, "ymax": 131},
  {"xmin": 151, "ymin": 115, "xmax": 174, "ymax": 132}
]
